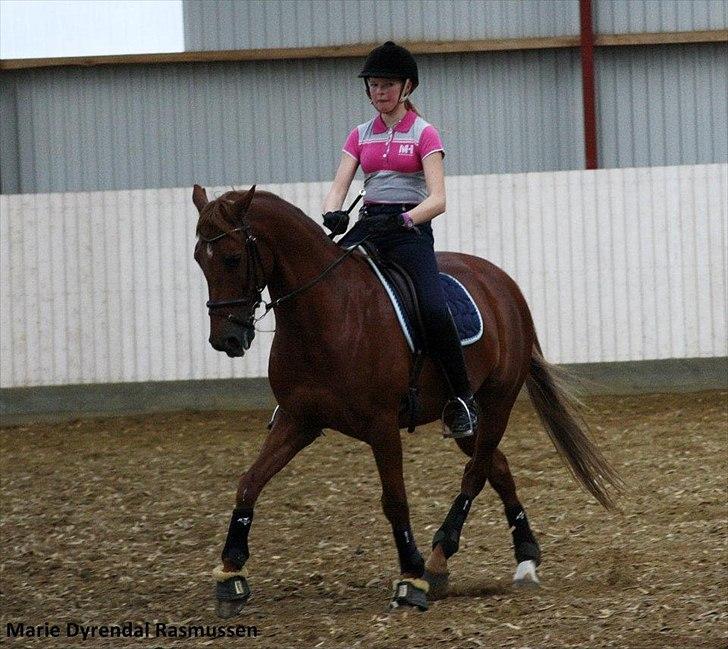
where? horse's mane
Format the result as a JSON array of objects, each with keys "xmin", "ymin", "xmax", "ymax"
[{"xmin": 196, "ymin": 189, "xmax": 326, "ymax": 243}]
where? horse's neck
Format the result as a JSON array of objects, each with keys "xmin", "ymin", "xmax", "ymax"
[{"xmin": 256, "ymin": 208, "xmax": 354, "ymax": 323}]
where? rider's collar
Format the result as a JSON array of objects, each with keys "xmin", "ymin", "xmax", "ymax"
[{"xmin": 372, "ymin": 109, "xmax": 416, "ymax": 134}]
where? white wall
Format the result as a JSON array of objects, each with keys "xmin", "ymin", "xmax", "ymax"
[{"xmin": 1, "ymin": 164, "xmax": 725, "ymax": 388}]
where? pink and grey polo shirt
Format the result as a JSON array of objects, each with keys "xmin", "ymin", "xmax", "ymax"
[{"xmin": 342, "ymin": 110, "xmax": 444, "ymax": 205}]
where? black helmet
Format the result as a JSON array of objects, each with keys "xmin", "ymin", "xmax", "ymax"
[{"xmin": 358, "ymin": 41, "xmax": 419, "ymax": 92}]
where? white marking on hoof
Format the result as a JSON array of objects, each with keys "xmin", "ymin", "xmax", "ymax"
[{"xmin": 513, "ymin": 560, "xmax": 540, "ymax": 587}]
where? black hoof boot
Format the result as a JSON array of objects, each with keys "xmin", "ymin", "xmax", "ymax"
[
  {"xmin": 516, "ymin": 541, "xmax": 542, "ymax": 566},
  {"xmin": 215, "ymin": 575, "xmax": 251, "ymax": 618},
  {"xmin": 389, "ymin": 579, "xmax": 429, "ymax": 611},
  {"xmin": 422, "ymin": 569, "xmax": 449, "ymax": 600}
]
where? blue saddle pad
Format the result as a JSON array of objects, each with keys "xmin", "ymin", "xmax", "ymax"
[{"xmin": 359, "ymin": 248, "xmax": 484, "ymax": 352}]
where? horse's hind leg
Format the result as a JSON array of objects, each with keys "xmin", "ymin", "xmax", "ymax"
[
  {"xmin": 424, "ymin": 389, "xmax": 518, "ymax": 597},
  {"xmin": 214, "ymin": 408, "xmax": 321, "ymax": 618},
  {"xmin": 489, "ymin": 447, "xmax": 542, "ymax": 587}
]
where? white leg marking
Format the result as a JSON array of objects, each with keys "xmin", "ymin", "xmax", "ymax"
[{"xmin": 513, "ymin": 560, "xmax": 540, "ymax": 587}]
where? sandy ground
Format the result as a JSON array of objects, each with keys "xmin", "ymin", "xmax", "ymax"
[{"xmin": 1, "ymin": 391, "xmax": 726, "ymax": 648}]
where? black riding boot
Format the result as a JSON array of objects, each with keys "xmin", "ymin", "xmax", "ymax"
[{"xmin": 430, "ymin": 313, "xmax": 480, "ymax": 438}]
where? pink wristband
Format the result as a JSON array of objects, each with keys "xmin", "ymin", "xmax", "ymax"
[{"xmin": 401, "ymin": 211, "xmax": 415, "ymax": 229}]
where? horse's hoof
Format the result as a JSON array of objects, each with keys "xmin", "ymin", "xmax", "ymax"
[
  {"xmin": 422, "ymin": 569, "xmax": 449, "ymax": 600},
  {"xmin": 216, "ymin": 598, "xmax": 248, "ymax": 618},
  {"xmin": 388, "ymin": 578, "xmax": 429, "ymax": 612},
  {"xmin": 215, "ymin": 575, "xmax": 251, "ymax": 618},
  {"xmin": 512, "ymin": 560, "xmax": 540, "ymax": 588}
]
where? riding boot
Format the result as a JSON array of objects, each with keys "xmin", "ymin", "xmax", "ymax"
[{"xmin": 429, "ymin": 313, "xmax": 480, "ymax": 438}]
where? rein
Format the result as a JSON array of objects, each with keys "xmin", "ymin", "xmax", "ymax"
[
  {"xmin": 258, "ymin": 240, "xmax": 367, "ymax": 318},
  {"xmin": 200, "ymin": 213, "xmax": 368, "ymax": 326}
]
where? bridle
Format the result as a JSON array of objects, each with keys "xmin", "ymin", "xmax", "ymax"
[
  {"xmin": 199, "ymin": 217, "xmax": 267, "ymax": 327},
  {"xmin": 199, "ymin": 208, "xmax": 368, "ymax": 328}
]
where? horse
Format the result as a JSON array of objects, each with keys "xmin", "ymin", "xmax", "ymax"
[{"xmin": 192, "ymin": 184, "xmax": 623, "ymax": 616}]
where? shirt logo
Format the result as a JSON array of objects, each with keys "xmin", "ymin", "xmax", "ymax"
[{"xmin": 398, "ymin": 144, "xmax": 414, "ymax": 156}]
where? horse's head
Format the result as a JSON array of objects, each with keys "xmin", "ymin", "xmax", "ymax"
[{"xmin": 193, "ymin": 184, "xmax": 264, "ymax": 357}]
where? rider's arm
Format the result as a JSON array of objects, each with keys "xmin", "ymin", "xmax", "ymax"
[
  {"xmin": 322, "ymin": 153, "xmax": 359, "ymax": 213},
  {"xmin": 407, "ymin": 152, "xmax": 446, "ymax": 225}
]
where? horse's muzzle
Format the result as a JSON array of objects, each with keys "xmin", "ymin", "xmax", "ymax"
[{"xmin": 209, "ymin": 324, "xmax": 255, "ymax": 357}]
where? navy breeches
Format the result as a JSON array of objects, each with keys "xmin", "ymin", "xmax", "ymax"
[{"xmin": 339, "ymin": 204, "xmax": 453, "ymax": 348}]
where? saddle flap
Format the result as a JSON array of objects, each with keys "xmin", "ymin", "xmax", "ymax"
[
  {"xmin": 357, "ymin": 244, "xmax": 484, "ymax": 353},
  {"xmin": 359, "ymin": 242, "xmax": 427, "ymax": 350}
]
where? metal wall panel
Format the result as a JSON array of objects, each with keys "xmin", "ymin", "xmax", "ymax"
[
  {"xmin": 596, "ymin": 42, "xmax": 728, "ymax": 169},
  {"xmin": 444, "ymin": 165, "xmax": 727, "ymax": 364},
  {"xmin": 594, "ymin": 0, "xmax": 728, "ymax": 34},
  {"xmin": 2, "ymin": 164, "xmax": 725, "ymax": 388},
  {"xmin": 182, "ymin": 0, "xmax": 580, "ymax": 51},
  {"xmin": 0, "ymin": 49, "xmax": 583, "ymax": 194},
  {"xmin": 0, "ymin": 78, "xmax": 20, "ymax": 194}
]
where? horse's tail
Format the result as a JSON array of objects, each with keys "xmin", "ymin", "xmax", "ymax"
[{"xmin": 525, "ymin": 344, "xmax": 624, "ymax": 511}]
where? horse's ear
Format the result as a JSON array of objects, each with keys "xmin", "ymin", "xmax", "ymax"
[
  {"xmin": 192, "ymin": 184, "xmax": 209, "ymax": 212},
  {"xmin": 231, "ymin": 185, "xmax": 256, "ymax": 224}
]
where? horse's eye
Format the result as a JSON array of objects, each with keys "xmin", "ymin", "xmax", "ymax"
[{"xmin": 223, "ymin": 254, "xmax": 241, "ymax": 270}]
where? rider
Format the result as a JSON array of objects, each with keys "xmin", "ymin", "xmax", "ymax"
[{"xmin": 321, "ymin": 41, "xmax": 480, "ymax": 438}]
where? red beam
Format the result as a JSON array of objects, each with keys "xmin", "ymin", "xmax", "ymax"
[{"xmin": 580, "ymin": 0, "xmax": 599, "ymax": 169}]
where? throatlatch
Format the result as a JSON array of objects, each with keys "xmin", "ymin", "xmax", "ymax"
[
  {"xmin": 222, "ymin": 507, "xmax": 254, "ymax": 568},
  {"xmin": 432, "ymin": 493, "xmax": 472, "ymax": 558}
]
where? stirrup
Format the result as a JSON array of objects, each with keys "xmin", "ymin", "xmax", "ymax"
[{"xmin": 442, "ymin": 397, "xmax": 478, "ymax": 439}]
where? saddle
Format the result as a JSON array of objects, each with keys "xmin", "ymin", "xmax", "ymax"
[
  {"xmin": 359, "ymin": 241, "xmax": 428, "ymax": 347},
  {"xmin": 356, "ymin": 241, "xmax": 483, "ymax": 432}
]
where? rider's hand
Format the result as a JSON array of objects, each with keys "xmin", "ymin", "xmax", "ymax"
[
  {"xmin": 366, "ymin": 213, "xmax": 411, "ymax": 235},
  {"xmin": 323, "ymin": 210, "xmax": 350, "ymax": 235}
]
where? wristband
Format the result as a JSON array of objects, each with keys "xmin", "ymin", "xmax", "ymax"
[{"xmin": 401, "ymin": 211, "xmax": 415, "ymax": 229}]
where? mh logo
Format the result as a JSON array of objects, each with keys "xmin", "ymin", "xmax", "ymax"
[{"xmin": 398, "ymin": 144, "xmax": 414, "ymax": 155}]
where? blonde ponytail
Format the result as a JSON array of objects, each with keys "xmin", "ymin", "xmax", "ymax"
[{"xmin": 404, "ymin": 99, "xmax": 421, "ymax": 116}]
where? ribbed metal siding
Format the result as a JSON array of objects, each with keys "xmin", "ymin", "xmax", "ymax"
[
  {"xmin": 441, "ymin": 165, "xmax": 727, "ymax": 364},
  {"xmin": 0, "ymin": 182, "xmax": 335, "ymax": 388},
  {"xmin": 1, "ymin": 164, "xmax": 725, "ymax": 388},
  {"xmin": 182, "ymin": 0, "xmax": 580, "ymax": 51},
  {"xmin": 594, "ymin": 0, "xmax": 728, "ymax": 33},
  {"xmin": 0, "ymin": 78, "xmax": 20, "ymax": 193},
  {"xmin": 0, "ymin": 49, "xmax": 583, "ymax": 194},
  {"xmin": 596, "ymin": 43, "xmax": 728, "ymax": 169}
]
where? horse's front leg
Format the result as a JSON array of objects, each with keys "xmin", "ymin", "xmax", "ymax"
[
  {"xmin": 215, "ymin": 408, "xmax": 321, "ymax": 618},
  {"xmin": 370, "ymin": 431, "xmax": 430, "ymax": 611}
]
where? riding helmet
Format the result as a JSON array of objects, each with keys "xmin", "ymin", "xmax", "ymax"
[{"xmin": 358, "ymin": 41, "xmax": 419, "ymax": 92}]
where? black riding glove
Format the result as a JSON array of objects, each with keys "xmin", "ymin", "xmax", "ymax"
[{"xmin": 322, "ymin": 210, "xmax": 350, "ymax": 235}]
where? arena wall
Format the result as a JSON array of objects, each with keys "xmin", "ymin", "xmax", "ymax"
[
  {"xmin": 1, "ymin": 163, "xmax": 725, "ymax": 390},
  {"xmin": 182, "ymin": 0, "xmax": 727, "ymax": 51},
  {"xmin": 2, "ymin": 40, "xmax": 725, "ymax": 195},
  {"xmin": 182, "ymin": 0, "xmax": 581, "ymax": 50}
]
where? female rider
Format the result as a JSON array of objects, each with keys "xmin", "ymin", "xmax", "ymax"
[{"xmin": 321, "ymin": 41, "xmax": 479, "ymax": 438}]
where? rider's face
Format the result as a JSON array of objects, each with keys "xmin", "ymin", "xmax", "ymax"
[{"xmin": 367, "ymin": 77, "xmax": 407, "ymax": 113}]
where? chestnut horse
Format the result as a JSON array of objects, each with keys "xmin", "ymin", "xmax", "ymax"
[{"xmin": 192, "ymin": 184, "xmax": 622, "ymax": 616}]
